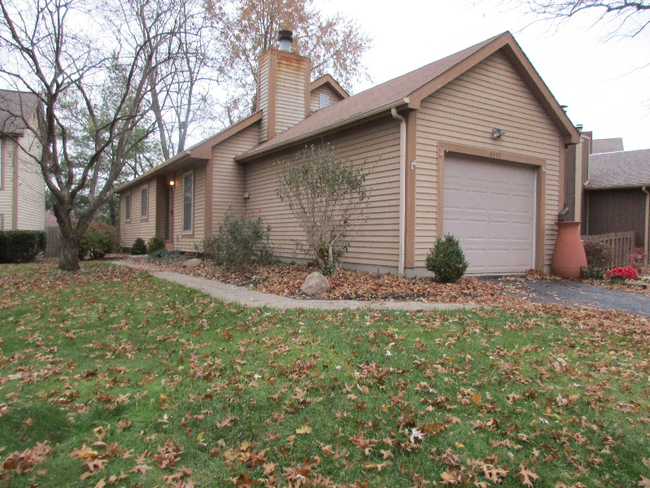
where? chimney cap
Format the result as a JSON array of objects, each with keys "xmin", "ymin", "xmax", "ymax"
[{"xmin": 278, "ymin": 29, "xmax": 293, "ymax": 42}]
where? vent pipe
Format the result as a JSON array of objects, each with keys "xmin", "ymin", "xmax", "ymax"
[{"xmin": 278, "ymin": 30, "xmax": 293, "ymax": 52}]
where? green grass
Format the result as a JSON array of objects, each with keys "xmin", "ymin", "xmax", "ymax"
[{"xmin": 0, "ymin": 262, "xmax": 649, "ymax": 487}]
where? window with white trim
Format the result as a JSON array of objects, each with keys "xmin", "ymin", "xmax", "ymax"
[
  {"xmin": 182, "ymin": 171, "xmax": 193, "ymax": 233},
  {"xmin": 125, "ymin": 193, "xmax": 131, "ymax": 221},
  {"xmin": 140, "ymin": 185, "xmax": 148, "ymax": 218}
]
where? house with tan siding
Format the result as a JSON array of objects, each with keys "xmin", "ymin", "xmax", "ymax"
[
  {"xmin": 0, "ymin": 90, "xmax": 44, "ymax": 232},
  {"xmin": 117, "ymin": 31, "xmax": 579, "ymax": 276}
]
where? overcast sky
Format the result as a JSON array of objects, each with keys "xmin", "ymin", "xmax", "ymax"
[{"xmin": 320, "ymin": 0, "xmax": 650, "ymax": 151}]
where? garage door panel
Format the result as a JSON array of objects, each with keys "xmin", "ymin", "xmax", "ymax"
[{"xmin": 443, "ymin": 154, "xmax": 536, "ymax": 275}]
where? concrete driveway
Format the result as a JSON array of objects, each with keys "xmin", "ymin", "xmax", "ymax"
[{"xmin": 490, "ymin": 278, "xmax": 650, "ymax": 318}]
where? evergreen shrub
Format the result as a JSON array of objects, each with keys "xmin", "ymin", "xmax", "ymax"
[
  {"xmin": 0, "ymin": 230, "xmax": 46, "ymax": 263},
  {"xmin": 426, "ymin": 234, "xmax": 469, "ymax": 283},
  {"xmin": 130, "ymin": 237, "xmax": 148, "ymax": 255}
]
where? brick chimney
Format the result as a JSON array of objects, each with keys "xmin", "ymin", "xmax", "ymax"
[{"xmin": 256, "ymin": 30, "xmax": 311, "ymax": 143}]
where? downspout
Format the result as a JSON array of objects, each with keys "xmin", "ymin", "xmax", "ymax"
[
  {"xmin": 643, "ymin": 186, "xmax": 649, "ymax": 264},
  {"xmin": 391, "ymin": 107, "xmax": 406, "ymax": 277}
]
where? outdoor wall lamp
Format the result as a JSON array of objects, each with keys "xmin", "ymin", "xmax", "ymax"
[
  {"xmin": 492, "ymin": 128, "xmax": 506, "ymax": 139},
  {"xmin": 169, "ymin": 180, "xmax": 175, "ymax": 186}
]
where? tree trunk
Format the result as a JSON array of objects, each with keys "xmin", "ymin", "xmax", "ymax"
[
  {"xmin": 59, "ymin": 234, "xmax": 81, "ymax": 271},
  {"xmin": 109, "ymin": 198, "xmax": 117, "ymax": 227}
]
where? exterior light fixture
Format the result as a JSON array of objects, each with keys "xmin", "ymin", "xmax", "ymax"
[
  {"xmin": 492, "ymin": 128, "xmax": 506, "ymax": 139},
  {"xmin": 169, "ymin": 180, "xmax": 175, "ymax": 186}
]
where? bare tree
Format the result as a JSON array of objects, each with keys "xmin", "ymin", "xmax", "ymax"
[
  {"xmin": 143, "ymin": 0, "xmax": 220, "ymax": 160},
  {"xmin": 0, "ymin": 0, "xmax": 180, "ymax": 271},
  {"xmin": 207, "ymin": 0, "xmax": 372, "ymax": 122},
  {"xmin": 520, "ymin": 0, "xmax": 650, "ymax": 37},
  {"xmin": 277, "ymin": 144, "xmax": 369, "ymax": 275}
]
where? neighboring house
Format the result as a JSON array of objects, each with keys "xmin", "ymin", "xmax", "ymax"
[
  {"xmin": 0, "ymin": 90, "xmax": 44, "ymax": 231},
  {"xmin": 565, "ymin": 133, "xmax": 649, "ymax": 260},
  {"xmin": 585, "ymin": 148, "xmax": 650, "ymax": 255},
  {"xmin": 117, "ymin": 31, "xmax": 579, "ymax": 276}
]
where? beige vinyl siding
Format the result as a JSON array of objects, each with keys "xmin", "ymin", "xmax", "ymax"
[
  {"xmin": 15, "ymin": 125, "xmax": 44, "ymax": 230},
  {"xmin": 211, "ymin": 123, "xmax": 259, "ymax": 231},
  {"xmin": 258, "ymin": 55, "xmax": 271, "ymax": 143},
  {"xmin": 174, "ymin": 164, "xmax": 206, "ymax": 252},
  {"xmin": 275, "ymin": 56, "xmax": 307, "ymax": 134},
  {"xmin": 245, "ymin": 116, "xmax": 401, "ymax": 268},
  {"xmin": 0, "ymin": 137, "xmax": 14, "ymax": 229},
  {"xmin": 120, "ymin": 178, "xmax": 156, "ymax": 247},
  {"xmin": 309, "ymin": 85, "xmax": 342, "ymax": 113},
  {"xmin": 414, "ymin": 50, "xmax": 562, "ymax": 271}
]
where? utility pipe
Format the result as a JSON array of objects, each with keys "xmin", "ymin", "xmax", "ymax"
[
  {"xmin": 643, "ymin": 186, "xmax": 649, "ymax": 264},
  {"xmin": 391, "ymin": 107, "xmax": 406, "ymax": 277}
]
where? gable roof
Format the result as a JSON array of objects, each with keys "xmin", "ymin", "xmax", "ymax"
[
  {"xmin": 237, "ymin": 31, "xmax": 579, "ymax": 162},
  {"xmin": 0, "ymin": 90, "xmax": 39, "ymax": 135},
  {"xmin": 310, "ymin": 75, "xmax": 349, "ymax": 100},
  {"xmin": 592, "ymin": 138, "xmax": 624, "ymax": 154},
  {"xmin": 586, "ymin": 148, "xmax": 650, "ymax": 189}
]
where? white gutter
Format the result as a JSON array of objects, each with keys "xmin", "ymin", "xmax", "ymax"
[
  {"xmin": 643, "ymin": 186, "xmax": 649, "ymax": 264},
  {"xmin": 391, "ymin": 107, "xmax": 406, "ymax": 277}
]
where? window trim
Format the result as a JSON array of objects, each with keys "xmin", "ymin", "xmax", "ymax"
[
  {"xmin": 182, "ymin": 171, "xmax": 194, "ymax": 234},
  {"xmin": 124, "ymin": 192, "xmax": 132, "ymax": 222},
  {"xmin": 140, "ymin": 185, "xmax": 149, "ymax": 220}
]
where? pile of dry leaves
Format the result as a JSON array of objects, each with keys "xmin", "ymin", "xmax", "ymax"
[{"xmin": 139, "ymin": 259, "xmax": 538, "ymax": 306}]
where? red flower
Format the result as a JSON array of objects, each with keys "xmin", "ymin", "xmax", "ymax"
[{"xmin": 605, "ymin": 266, "xmax": 638, "ymax": 280}]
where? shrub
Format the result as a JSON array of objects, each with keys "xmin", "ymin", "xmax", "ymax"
[
  {"xmin": 583, "ymin": 240, "xmax": 612, "ymax": 269},
  {"xmin": 426, "ymin": 234, "xmax": 469, "ymax": 283},
  {"xmin": 204, "ymin": 211, "xmax": 273, "ymax": 269},
  {"xmin": 277, "ymin": 143, "xmax": 369, "ymax": 275},
  {"xmin": 130, "ymin": 237, "xmax": 148, "ymax": 255},
  {"xmin": 147, "ymin": 236, "xmax": 166, "ymax": 255},
  {"xmin": 581, "ymin": 265, "xmax": 605, "ymax": 280},
  {"xmin": 606, "ymin": 266, "xmax": 638, "ymax": 280},
  {"xmin": 0, "ymin": 230, "xmax": 46, "ymax": 263},
  {"xmin": 79, "ymin": 222, "xmax": 120, "ymax": 259}
]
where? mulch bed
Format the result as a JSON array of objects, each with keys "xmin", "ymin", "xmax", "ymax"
[
  {"xmin": 108, "ymin": 255, "xmax": 650, "ymax": 305},
  {"xmin": 126, "ymin": 257, "xmax": 535, "ymax": 306}
]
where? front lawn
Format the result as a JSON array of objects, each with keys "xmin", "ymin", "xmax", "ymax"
[{"xmin": 1, "ymin": 262, "xmax": 649, "ymax": 487}]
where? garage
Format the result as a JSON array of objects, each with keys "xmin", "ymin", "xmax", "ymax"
[{"xmin": 443, "ymin": 154, "xmax": 537, "ymax": 275}]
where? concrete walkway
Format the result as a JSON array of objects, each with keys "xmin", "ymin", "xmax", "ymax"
[{"xmin": 116, "ymin": 261, "xmax": 478, "ymax": 312}]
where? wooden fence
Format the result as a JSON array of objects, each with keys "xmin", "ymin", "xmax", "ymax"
[
  {"xmin": 45, "ymin": 226, "xmax": 60, "ymax": 258},
  {"xmin": 583, "ymin": 231, "xmax": 635, "ymax": 268}
]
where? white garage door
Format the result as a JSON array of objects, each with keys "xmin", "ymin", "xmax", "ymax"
[{"xmin": 443, "ymin": 154, "xmax": 536, "ymax": 275}]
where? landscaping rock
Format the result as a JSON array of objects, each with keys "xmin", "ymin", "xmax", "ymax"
[
  {"xmin": 300, "ymin": 272, "xmax": 329, "ymax": 296},
  {"xmin": 183, "ymin": 258, "xmax": 203, "ymax": 268}
]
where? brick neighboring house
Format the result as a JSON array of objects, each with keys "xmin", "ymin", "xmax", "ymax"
[
  {"xmin": 117, "ymin": 31, "xmax": 579, "ymax": 276},
  {"xmin": 0, "ymin": 90, "xmax": 44, "ymax": 231}
]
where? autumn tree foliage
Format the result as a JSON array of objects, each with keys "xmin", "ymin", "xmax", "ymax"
[
  {"xmin": 207, "ymin": 0, "xmax": 372, "ymax": 124},
  {"xmin": 277, "ymin": 144, "xmax": 369, "ymax": 275}
]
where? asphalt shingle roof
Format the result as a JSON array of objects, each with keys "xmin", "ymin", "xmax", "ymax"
[
  {"xmin": 238, "ymin": 34, "xmax": 501, "ymax": 159},
  {"xmin": 0, "ymin": 90, "xmax": 39, "ymax": 134},
  {"xmin": 587, "ymin": 149, "xmax": 650, "ymax": 189},
  {"xmin": 592, "ymin": 138, "xmax": 624, "ymax": 154}
]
